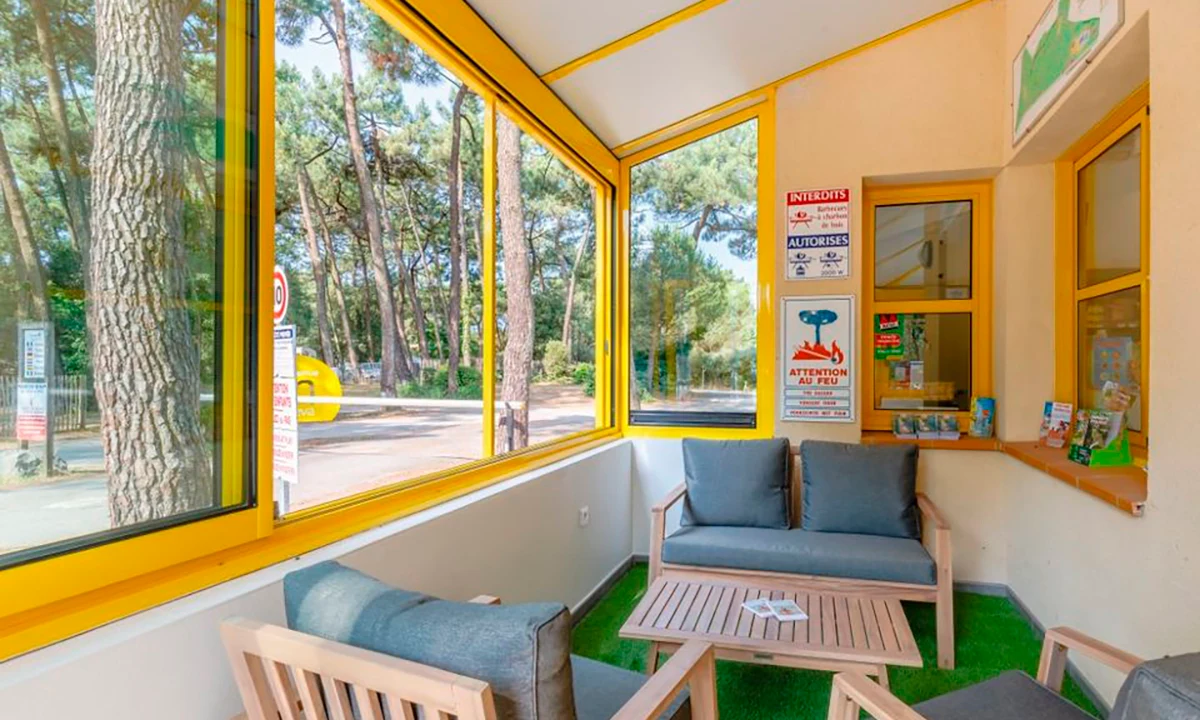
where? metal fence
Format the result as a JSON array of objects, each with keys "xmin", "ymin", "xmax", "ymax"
[{"xmin": 0, "ymin": 375, "xmax": 90, "ymax": 435}]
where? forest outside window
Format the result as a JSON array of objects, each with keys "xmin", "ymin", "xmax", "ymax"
[
  {"xmin": 863, "ymin": 182, "xmax": 992, "ymax": 431},
  {"xmin": 1062, "ymin": 92, "xmax": 1149, "ymax": 445},
  {"xmin": 627, "ymin": 116, "xmax": 760, "ymax": 428},
  {"xmin": 272, "ymin": 0, "xmax": 609, "ymax": 516},
  {"xmin": 0, "ymin": 0, "xmax": 256, "ymax": 569}
]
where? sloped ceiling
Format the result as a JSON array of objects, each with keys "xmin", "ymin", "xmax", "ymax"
[{"xmin": 465, "ymin": 0, "xmax": 967, "ymax": 149}]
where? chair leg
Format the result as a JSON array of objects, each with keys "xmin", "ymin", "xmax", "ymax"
[
  {"xmin": 875, "ymin": 664, "xmax": 889, "ymax": 690},
  {"xmin": 646, "ymin": 642, "xmax": 661, "ymax": 675},
  {"xmin": 936, "ymin": 585, "xmax": 955, "ymax": 670}
]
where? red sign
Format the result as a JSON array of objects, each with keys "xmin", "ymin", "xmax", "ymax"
[{"xmin": 273, "ymin": 266, "xmax": 289, "ymax": 324}]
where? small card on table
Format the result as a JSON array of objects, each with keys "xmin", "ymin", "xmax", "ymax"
[{"xmin": 741, "ymin": 598, "xmax": 809, "ymax": 622}]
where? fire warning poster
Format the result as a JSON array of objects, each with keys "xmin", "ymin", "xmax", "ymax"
[
  {"xmin": 785, "ymin": 187, "xmax": 851, "ymax": 280},
  {"xmin": 781, "ymin": 295, "xmax": 855, "ymax": 422}
]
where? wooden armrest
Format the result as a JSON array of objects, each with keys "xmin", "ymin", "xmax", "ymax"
[
  {"xmin": 612, "ymin": 641, "xmax": 717, "ymax": 720},
  {"xmin": 1037, "ymin": 627, "xmax": 1142, "ymax": 692},
  {"xmin": 652, "ymin": 483, "xmax": 687, "ymax": 515},
  {"xmin": 828, "ymin": 672, "xmax": 928, "ymax": 720},
  {"xmin": 469, "ymin": 595, "xmax": 501, "ymax": 605},
  {"xmin": 916, "ymin": 493, "xmax": 950, "ymax": 531}
]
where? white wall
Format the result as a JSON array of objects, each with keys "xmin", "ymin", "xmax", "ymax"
[{"xmin": 0, "ymin": 441, "xmax": 633, "ymax": 720}]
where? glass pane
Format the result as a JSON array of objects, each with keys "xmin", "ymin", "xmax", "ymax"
[
  {"xmin": 1077, "ymin": 126, "xmax": 1141, "ymax": 289},
  {"xmin": 874, "ymin": 201, "xmax": 971, "ymax": 301},
  {"xmin": 274, "ymin": 0, "xmax": 484, "ymax": 513},
  {"xmin": 494, "ymin": 113, "xmax": 598, "ymax": 453},
  {"xmin": 629, "ymin": 120, "xmax": 758, "ymax": 418},
  {"xmin": 0, "ymin": 0, "xmax": 236, "ymax": 563},
  {"xmin": 873, "ymin": 314, "xmax": 972, "ymax": 411},
  {"xmin": 1078, "ymin": 287, "xmax": 1143, "ymax": 433}
]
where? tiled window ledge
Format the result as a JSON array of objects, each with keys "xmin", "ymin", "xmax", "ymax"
[
  {"xmin": 1002, "ymin": 441, "xmax": 1146, "ymax": 517},
  {"xmin": 861, "ymin": 431, "xmax": 1000, "ymax": 451}
]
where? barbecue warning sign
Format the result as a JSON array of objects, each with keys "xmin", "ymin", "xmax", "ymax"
[{"xmin": 786, "ymin": 188, "xmax": 851, "ymax": 280}]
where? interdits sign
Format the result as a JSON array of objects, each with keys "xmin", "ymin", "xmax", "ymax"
[{"xmin": 785, "ymin": 187, "xmax": 851, "ymax": 280}]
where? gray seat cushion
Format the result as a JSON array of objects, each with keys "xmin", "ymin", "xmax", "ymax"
[
  {"xmin": 571, "ymin": 655, "xmax": 689, "ymax": 720},
  {"xmin": 660, "ymin": 525, "xmax": 936, "ymax": 585},
  {"xmin": 284, "ymin": 562, "xmax": 576, "ymax": 720},
  {"xmin": 1111, "ymin": 652, "xmax": 1200, "ymax": 719},
  {"xmin": 800, "ymin": 440, "xmax": 920, "ymax": 539},
  {"xmin": 681, "ymin": 438, "xmax": 790, "ymax": 529},
  {"xmin": 914, "ymin": 671, "xmax": 1094, "ymax": 720}
]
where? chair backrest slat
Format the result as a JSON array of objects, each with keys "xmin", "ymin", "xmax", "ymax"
[
  {"xmin": 789, "ymin": 449, "xmax": 803, "ymax": 527},
  {"xmin": 221, "ymin": 618, "xmax": 496, "ymax": 720}
]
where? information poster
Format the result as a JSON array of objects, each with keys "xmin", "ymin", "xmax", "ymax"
[
  {"xmin": 273, "ymin": 325, "xmax": 299, "ymax": 486},
  {"xmin": 1012, "ymin": 0, "xmax": 1122, "ymax": 142},
  {"xmin": 16, "ymin": 381, "xmax": 48, "ymax": 441},
  {"xmin": 781, "ymin": 295, "xmax": 855, "ymax": 422},
  {"xmin": 785, "ymin": 188, "xmax": 851, "ymax": 280}
]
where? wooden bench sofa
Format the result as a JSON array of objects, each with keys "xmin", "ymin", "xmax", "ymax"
[{"xmin": 649, "ymin": 444, "xmax": 955, "ymax": 669}]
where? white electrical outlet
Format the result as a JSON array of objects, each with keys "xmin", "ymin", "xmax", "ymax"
[{"xmin": 578, "ymin": 506, "xmax": 590, "ymax": 527}]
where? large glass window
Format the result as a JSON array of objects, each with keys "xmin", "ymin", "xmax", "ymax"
[
  {"xmin": 863, "ymin": 183, "xmax": 991, "ymax": 431},
  {"xmin": 274, "ymin": 0, "xmax": 486, "ymax": 514},
  {"xmin": 1069, "ymin": 104, "xmax": 1148, "ymax": 441},
  {"xmin": 273, "ymin": 0, "xmax": 609, "ymax": 515},
  {"xmin": 494, "ymin": 112, "xmax": 599, "ymax": 453},
  {"xmin": 628, "ymin": 118, "xmax": 759, "ymax": 427},
  {"xmin": 0, "ymin": 0, "xmax": 252, "ymax": 565}
]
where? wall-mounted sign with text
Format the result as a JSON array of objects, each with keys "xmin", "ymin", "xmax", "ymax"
[
  {"xmin": 785, "ymin": 188, "xmax": 851, "ymax": 280},
  {"xmin": 780, "ymin": 295, "xmax": 855, "ymax": 423}
]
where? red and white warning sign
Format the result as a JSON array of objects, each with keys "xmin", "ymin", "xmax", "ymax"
[
  {"xmin": 16, "ymin": 382, "xmax": 48, "ymax": 441},
  {"xmin": 273, "ymin": 266, "xmax": 289, "ymax": 325}
]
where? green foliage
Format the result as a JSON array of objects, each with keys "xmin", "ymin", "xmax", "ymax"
[
  {"xmin": 572, "ymin": 363, "xmax": 595, "ymax": 398},
  {"xmin": 399, "ymin": 366, "xmax": 482, "ymax": 401},
  {"xmin": 541, "ymin": 340, "xmax": 570, "ymax": 380}
]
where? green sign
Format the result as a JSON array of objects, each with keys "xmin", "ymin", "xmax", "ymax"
[{"xmin": 874, "ymin": 314, "xmax": 904, "ymax": 360}]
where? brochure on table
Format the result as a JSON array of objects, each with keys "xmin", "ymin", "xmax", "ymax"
[{"xmin": 781, "ymin": 295, "xmax": 854, "ymax": 423}]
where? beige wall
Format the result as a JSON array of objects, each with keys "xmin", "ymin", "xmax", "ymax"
[{"xmin": 769, "ymin": 0, "xmax": 1200, "ymax": 704}]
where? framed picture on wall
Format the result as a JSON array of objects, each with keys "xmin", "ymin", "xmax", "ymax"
[{"xmin": 1012, "ymin": 0, "xmax": 1123, "ymax": 143}]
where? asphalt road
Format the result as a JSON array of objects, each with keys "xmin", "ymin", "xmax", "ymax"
[{"xmin": 0, "ymin": 389, "xmax": 596, "ymax": 555}]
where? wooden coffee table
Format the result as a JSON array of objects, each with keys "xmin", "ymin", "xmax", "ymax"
[{"xmin": 620, "ymin": 578, "xmax": 923, "ymax": 687}]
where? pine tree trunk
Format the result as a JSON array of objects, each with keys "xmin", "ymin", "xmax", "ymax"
[
  {"xmin": 445, "ymin": 83, "xmax": 468, "ymax": 394},
  {"xmin": 497, "ymin": 114, "xmax": 531, "ymax": 450},
  {"xmin": 31, "ymin": 0, "xmax": 92, "ymax": 264},
  {"xmin": 398, "ymin": 183, "xmax": 432, "ymax": 365},
  {"xmin": 462, "ymin": 221, "xmax": 479, "ymax": 369},
  {"xmin": 370, "ymin": 124, "xmax": 416, "ymax": 381},
  {"xmin": 90, "ymin": 0, "xmax": 212, "ymax": 524},
  {"xmin": 314, "ymin": 190, "xmax": 360, "ymax": 380},
  {"xmin": 327, "ymin": 0, "xmax": 399, "ymax": 395},
  {"xmin": 0, "ymin": 126, "xmax": 50, "ymax": 320},
  {"xmin": 296, "ymin": 167, "xmax": 336, "ymax": 367},
  {"xmin": 352, "ymin": 234, "xmax": 376, "ymax": 362},
  {"xmin": 560, "ymin": 230, "xmax": 590, "ymax": 359}
]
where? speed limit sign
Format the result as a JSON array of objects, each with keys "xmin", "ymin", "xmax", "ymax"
[{"xmin": 273, "ymin": 266, "xmax": 289, "ymax": 324}]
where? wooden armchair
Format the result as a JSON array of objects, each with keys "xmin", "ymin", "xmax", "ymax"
[
  {"xmin": 825, "ymin": 626, "xmax": 1143, "ymax": 719},
  {"xmin": 649, "ymin": 452, "xmax": 956, "ymax": 669},
  {"xmin": 223, "ymin": 595, "xmax": 719, "ymax": 720}
]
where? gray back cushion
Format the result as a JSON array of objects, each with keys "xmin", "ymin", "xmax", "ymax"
[
  {"xmin": 284, "ymin": 561, "xmax": 576, "ymax": 720},
  {"xmin": 1111, "ymin": 652, "xmax": 1200, "ymax": 720},
  {"xmin": 800, "ymin": 440, "xmax": 920, "ymax": 539},
  {"xmin": 680, "ymin": 438, "xmax": 790, "ymax": 529}
]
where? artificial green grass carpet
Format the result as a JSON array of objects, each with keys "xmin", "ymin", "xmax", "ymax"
[{"xmin": 572, "ymin": 564, "xmax": 1100, "ymax": 719}]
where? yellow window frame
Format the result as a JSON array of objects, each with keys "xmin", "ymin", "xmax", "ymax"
[
  {"xmin": 861, "ymin": 181, "xmax": 994, "ymax": 432},
  {"xmin": 0, "ymin": 0, "xmax": 620, "ymax": 663},
  {"xmin": 617, "ymin": 97, "xmax": 777, "ymax": 439},
  {"xmin": 1054, "ymin": 84, "xmax": 1150, "ymax": 449}
]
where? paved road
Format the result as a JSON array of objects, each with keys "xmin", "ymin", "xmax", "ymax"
[{"xmin": 0, "ymin": 389, "xmax": 594, "ymax": 555}]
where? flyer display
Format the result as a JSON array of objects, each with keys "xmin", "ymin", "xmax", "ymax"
[
  {"xmin": 273, "ymin": 325, "xmax": 300, "ymax": 486},
  {"xmin": 785, "ymin": 188, "xmax": 851, "ymax": 280},
  {"xmin": 781, "ymin": 295, "xmax": 854, "ymax": 422}
]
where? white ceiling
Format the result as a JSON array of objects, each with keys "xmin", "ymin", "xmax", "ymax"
[
  {"xmin": 464, "ymin": 0, "xmax": 966, "ymax": 149},
  {"xmin": 465, "ymin": 0, "xmax": 698, "ymax": 75}
]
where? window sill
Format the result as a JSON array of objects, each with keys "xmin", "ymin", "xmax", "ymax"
[
  {"xmin": 861, "ymin": 431, "xmax": 999, "ymax": 451},
  {"xmin": 1002, "ymin": 441, "xmax": 1146, "ymax": 517}
]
